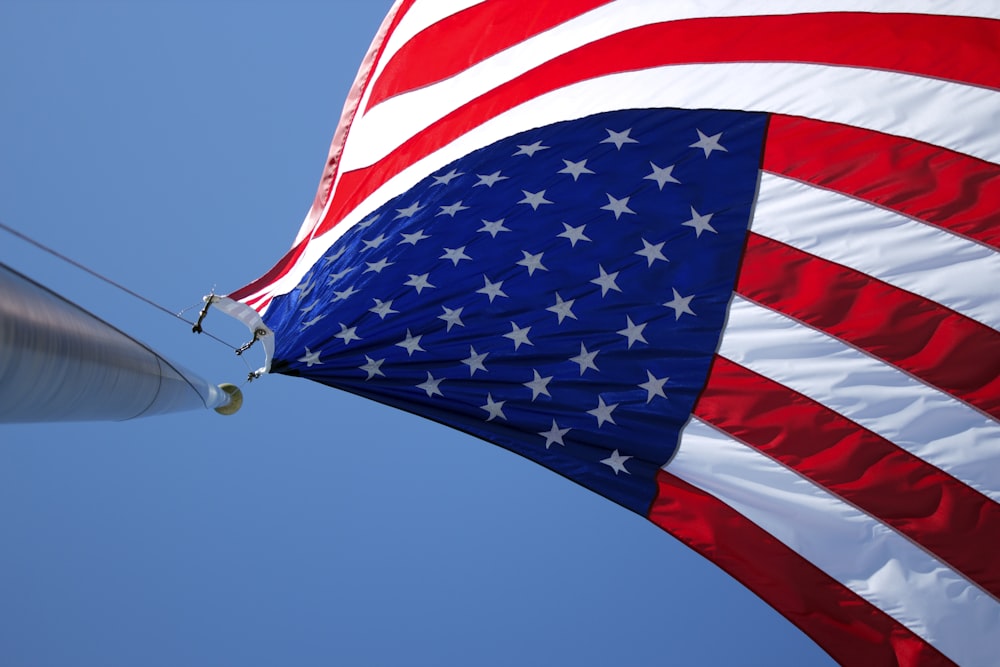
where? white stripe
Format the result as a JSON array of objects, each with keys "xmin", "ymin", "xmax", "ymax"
[
  {"xmin": 669, "ymin": 418, "xmax": 1000, "ymax": 667},
  {"xmin": 719, "ymin": 296, "xmax": 1000, "ymax": 501},
  {"xmin": 344, "ymin": 61, "xmax": 1000, "ymax": 173},
  {"xmin": 334, "ymin": 60, "xmax": 998, "ymax": 248},
  {"xmin": 751, "ymin": 174, "xmax": 1000, "ymax": 330},
  {"xmin": 375, "ymin": 0, "xmax": 1000, "ymax": 87}
]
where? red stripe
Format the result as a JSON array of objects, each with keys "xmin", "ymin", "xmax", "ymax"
[
  {"xmin": 736, "ymin": 233, "xmax": 1000, "ymax": 419},
  {"xmin": 649, "ymin": 469, "xmax": 953, "ymax": 667},
  {"xmin": 228, "ymin": 0, "xmax": 417, "ymax": 303},
  {"xmin": 693, "ymin": 355, "xmax": 1000, "ymax": 600},
  {"xmin": 764, "ymin": 116, "xmax": 1000, "ymax": 249},
  {"xmin": 366, "ymin": 0, "xmax": 612, "ymax": 111},
  {"xmin": 300, "ymin": 0, "xmax": 416, "ymax": 235},
  {"xmin": 305, "ymin": 0, "xmax": 416, "ymax": 224},
  {"xmin": 315, "ymin": 15, "xmax": 1000, "ymax": 238},
  {"xmin": 370, "ymin": 12, "xmax": 1000, "ymax": 111}
]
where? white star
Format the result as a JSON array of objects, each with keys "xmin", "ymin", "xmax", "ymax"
[
  {"xmin": 690, "ymin": 129, "xmax": 728, "ymax": 158},
  {"xmin": 440, "ymin": 246, "xmax": 472, "ymax": 266},
  {"xmin": 396, "ymin": 329, "xmax": 425, "ymax": 356},
  {"xmin": 590, "ymin": 265, "xmax": 622, "ymax": 297},
  {"xmin": 476, "ymin": 276, "xmax": 508, "ymax": 303},
  {"xmin": 297, "ymin": 347, "xmax": 322, "ymax": 368},
  {"xmin": 601, "ymin": 127, "xmax": 639, "ymax": 150},
  {"xmin": 617, "ymin": 316, "xmax": 648, "ymax": 349},
  {"xmin": 523, "ymin": 370, "xmax": 553, "ymax": 401},
  {"xmin": 335, "ymin": 323, "xmax": 361, "ymax": 345},
  {"xmin": 539, "ymin": 420, "xmax": 570, "ymax": 449},
  {"xmin": 300, "ymin": 301, "xmax": 319, "ymax": 314},
  {"xmin": 587, "ymin": 397, "xmax": 618, "ymax": 428},
  {"xmin": 601, "ymin": 193, "xmax": 635, "ymax": 220},
  {"xmin": 645, "ymin": 162, "xmax": 680, "ymax": 189},
  {"xmin": 558, "ymin": 159, "xmax": 594, "ymax": 181},
  {"xmin": 474, "ymin": 170, "xmax": 508, "ymax": 187},
  {"xmin": 356, "ymin": 215, "xmax": 377, "ymax": 228},
  {"xmin": 639, "ymin": 371, "xmax": 669, "ymax": 403},
  {"xmin": 601, "ymin": 449, "xmax": 632, "ymax": 475},
  {"xmin": 437, "ymin": 201, "xmax": 470, "ymax": 217},
  {"xmin": 478, "ymin": 218, "xmax": 511, "ymax": 238},
  {"xmin": 438, "ymin": 305, "xmax": 465, "ymax": 332},
  {"xmin": 682, "ymin": 206, "xmax": 717, "ymax": 238},
  {"xmin": 569, "ymin": 342, "xmax": 599, "ymax": 375},
  {"xmin": 416, "ymin": 372, "xmax": 445, "ymax": 398},
  {"xmin": 394, "ymin": 201, "xmax": 425, "ymax": 219},
  {"xmin": 461, "ymin": 346, "xmax": 489, "ymax": 376},
  {"xmin": 663, "ymin": 288, "xmax": 696, "ymax": 320},
  {"xmin": 327, "ymin": 267, "xmax": 352, "ymax": 284},
  {"xmin": 364, "ymin": 257, "xmax": 394, "ymax": 274},
  {"xmin": 362, "ymin": 234, "xmax": 388, "ymax": 250},
  {"xmin": 480, "ymin": 393, "xmax": 507, "ymax": 421},
  {"xmin": 546, "ymin": 292, "xmax": 577, "ymax": 324},
  {"xmin": 635, "ymin": 238, "xmax": 668, "ymax": 267},
  {"xmin": 432, "ymin": 168, "xmax": 463, "ymax": 186},
  {"xmin": 322, "ymin": 247, "xmax": 346, "ymax": 265},
  {"xmin": 333, "ymin": 285, "xmax": 359, "ymax": 301},
  {"xmin": 503, "ymin": 321, "xmax": 533, "ymax": 350},
  {"xmin": 404, "ymin": 272, "xmax": 435, "ymax": 294},
  {"xmin": 300, "ymin": 314, "xmax": 325, "ymax": 330},
  {"xmin": 297, "ymin": 283, "xmax": 313, "ymax": 299},
  {"xmin": 398, "ymin": 229, "xmax": 431, "ymax": 245},
  {"xmin": 513, "ymin": 140, "xmax": 548, "ymax": 157},
  {"xmin": 518, "ymin": 189, "xmax": 553, "ymax": 210},
  {"xmin": 369, "ymin": 298, "xmax": 398, "ymax": 319},
  {"xmin": 516, "ymin": 250, "xmax": 547, "ymax": 276},
  {"xmin": 359, "ymin": 356, "xmax": 385, "ymax": 380},
  {"xmin": 557, "ymin": 222, "xmax": 591, "ymax": 247}
]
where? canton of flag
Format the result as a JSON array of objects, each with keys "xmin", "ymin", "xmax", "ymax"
[
  {"xmin": 265, "ymin": 108, "xmax": 765, "ymax": 514},
  {"xmin": 222, "ymin": 3, "xmax": 1000, "ymax": 666}
]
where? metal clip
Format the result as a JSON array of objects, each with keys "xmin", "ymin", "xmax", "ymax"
[
  {"xmin": 192, "ymin": 293, "xmax": 216, "ymax": 334},
  {"xmin": 236, "ymin": 327, "xmax": 268, "ymax": 356}
]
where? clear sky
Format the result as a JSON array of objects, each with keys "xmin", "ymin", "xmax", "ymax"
[{"xmin": 0, "ymin": 2, "xmax": 836, "ymax": 665}]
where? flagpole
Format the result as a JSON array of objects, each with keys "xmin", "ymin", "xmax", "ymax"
[{"xmin": 0, "ymin": 263, "xmax": 241, "ymax": 423}]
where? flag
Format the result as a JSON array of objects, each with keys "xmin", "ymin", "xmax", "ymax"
[{"xmin": 224, "ymin": 3, "xmax": 1000, "ymax": 665}]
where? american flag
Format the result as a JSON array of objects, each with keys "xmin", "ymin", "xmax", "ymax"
[{"xmin": 224, "ymin": 3, "xmax": 1000, "ymax": 665}]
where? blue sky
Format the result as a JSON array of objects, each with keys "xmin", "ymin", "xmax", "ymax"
[{"xmin": 0, "ymin": 2, "xmax": 836, "ymax": 665}]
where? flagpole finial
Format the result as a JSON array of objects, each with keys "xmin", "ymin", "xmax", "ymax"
[{"xmin": 213, "ymin": 383, "xmax": 243, "ymax": 416}]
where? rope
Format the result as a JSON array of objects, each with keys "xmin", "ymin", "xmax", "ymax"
[{"xmin": 0, "ymin": 218, "xmax": 242, "ymax": 351}]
